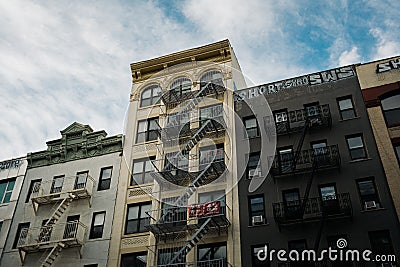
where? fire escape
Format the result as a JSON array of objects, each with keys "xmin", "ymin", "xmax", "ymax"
[
  {"xmin": 17, "ymin": 176, "xmax": 94, "ymax": 266},
  {"xmin": 147, "ymin": 78, "xmax": 231, "ymax": 266},
  {"xmin": 271, "ymin": 105, "xmax": 352, "ymax": 251}
]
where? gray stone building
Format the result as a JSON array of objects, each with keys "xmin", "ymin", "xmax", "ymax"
[
  {"xmin": 0, "ymin": 122, "xmax": 123, "ymax": 267},
  {"xmin": 0, "ymin": 157, "xmax": 27, "ymax": 261}
]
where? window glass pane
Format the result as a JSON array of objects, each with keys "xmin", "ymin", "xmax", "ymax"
[
  {"xmin": 320, "ymin": 186, "xmax": 336, "ymax": 200},
  {"xmin": 6, "ymin": 180, "xmax": 15, "ymax": 191},
  {"xmin": 347, "ymin": 136, "xmax": 363, "ymax": 149},
  {"xmin": 142, "ymin": 89, "xmax": 152, "ymax": 99},
  {"xmin": 341, "ymin": 109, "xmax": 356, "ymax": 120},
  {"xmin": 358, "ymin": 180, "xmax": 376, "ymax": 195},
  {"xmin": 0, "ymin": 182, "xmax": 6, "ymax": 203},
  {"xmin": 140, "ymin": 203, "xmax": 151, "ymax": 218},
  {"xmin": 102, "ymin": 168, "xmax": 112, "ymax": 179},
  {"xmin": 3, "ymin": 192, "xmax": 12, "ymax": 203},
  {"xmin": 153, "ymin": 86, "xmax": 162, "ymax": 97},
  {"xmin": 133, "ymin": 161, "xmax": 144, "ymax": 174},
  {"xmin": 381, "ymin": 94, "xmax": 400, "ymax": 110},
  {"xmin": 137, "ymin": 121, "xmax": 147, "ymax": 133},
  {"xmin": 128, "ymin": 206, "xmax": 139, "ymax": 220},
  {"xmin": 395, "ymin": 145, "xmax": 400, "ymax": 163},
  {"xmin": 141, "ymin": 99, "xmax": 152, "ymax": 107},
  {"xmin": 145, "ymin": 160, "xmax": 153, "ymax": 172},
  {"xmin": 94, "ymin": 213, "xmax": 105, "ymax": 225},
  {"xmin": 275, "ymin": 111, "xmax": 287, "ymax": 122},
  {"xmin": 245, "ymin": 118, "xmax": 257, "ymax": 128},
  {"xmin": 339, "ymin": 99, "xmax": 353, "ymax": 110},
  {"xmin": 148, "ymin": 118, "xmax": 159, "ymax": 130}
]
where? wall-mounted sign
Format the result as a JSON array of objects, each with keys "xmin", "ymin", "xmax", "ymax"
[
  {"xmin": 188, "ymin": 201, "xmax": 221, "ymax": 218},
  {"xmin": 0, "ymin": 159, "xmax": 22, "ymax": 170},
  {"xmin": 376, "ymin": 58, "xmax": 400, "ymax": 73},
  {"xmin": 234, "ymin": 66, "xmax": 355, "ymax": 102}
]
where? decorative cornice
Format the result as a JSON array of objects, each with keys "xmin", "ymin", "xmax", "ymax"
[
  {"xmin": 27, "ymin": 122, "xmax": 123, "ymax": 169},
  {"xmin": 130, "ymin": 40, "xmax": 232, "ymax": 83}
]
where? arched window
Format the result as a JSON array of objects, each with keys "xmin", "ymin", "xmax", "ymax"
[
  {"xmin": 140, "ymin": 85, "xmax": 162, "ymax": 107},
  {"xmin": 381, "ymin": 93, "xmax": 400, "ymax": 127},
  {"xmin": 169, "ymin": 77, "xmax": 192, "ymax": 97},
  {"xmin": 200, "ymin": 70, "xmax": 223, "ymax": 86}
]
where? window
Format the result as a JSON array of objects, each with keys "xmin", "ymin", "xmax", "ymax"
[
  {"xmin": 131, "ymin": 157, "xmax": 155, "ymax": 185},
  {"xmin": 356, "ymin": 178, "xmax": 381, "ymax": 210},
  {"xmin": 381, "ymin": 93, "xmax": 400, "ymax": 127},
  {"xmin": 304, "ymin": 102, "xmax": 320, "ymax": 118},
  {"xmin": 311, "ymin": 140, "xmax": 329, "ymax": 165},
  {"xmin": 161, "ymin": 197, "xmax": 187, "ymax": 225},
  {"xmin": 252, "ymin": 245, "xmax": 270, "ymax": 267},
  {"xmin": 394, "ymin": 143, "xmax": 400, "ymax": 165},
  {"xmin": 278, "ymin": 147, "xmax": 294, "ymax": 173},
  {"xmin": 244, "ymin": 116, "xmax": 259, "ymax": 138},
  {"xmin": 75, "ymin": 171, "xmax": 88, "ymax": 190},
  {"xmin": 0, "ymin": 221, "xmax": 3, "ymax": 235},
  {"xmin": 98, "ymin": 167, "xmax": 112, "ymax": 191},
  {"xmin": 319, "ymin": 184, "xmax": 340, "ymax": 214},
  {"xmin": 158, "ymin": 247, "xmax": 185, "ymax": 266},
  {"xmin": 63, "ymin": 215, "xmax": 80, "ymax": 239},
  {"xmin": 369, "ymin": 230, "xmax": 394, "ymax": 256},
  {"xmin": 319, "ymin": 184, "xmax": 337, "ymax": 201},
  {"xmin": 274, "ymin": 109, "xmax": 289, "ymax": 134},
  {"xmin": 198, "ymin": 242, "xmax": 227, "ymax": 262},
  {"xmin": 89, "ymin": 211, "xmax": 106, "ymax": 239},
  {"xmin": 121, "ymin": 252, "xmax": 147, "ymax": 267},
  {"xmin": 38, "ymin": 219, "xmax": 53, "ymax": 242},
  {"xmin": 170, "ymin": 77, "xmax": 192, "ymax": 98},
  {"xmin": 288, "ymin": 240, "xmax": 308, "ymax": 266},
  {"xmin": 283, "ymin": 189, "xmax": 301, "ymax": 219},
  {"xmin": 346, "ymin": 134, "xmax": 367, "ymax": 160},
  {"xmin": 25, "ymin": 179, "xmax": 41, "ymax": 203},
  {"xmin": 200, "ymin": 104, "xmax": 223, "ymax": 126},
  {"xmin": 0, "ymin": 178, "xmax": 16, "ymax": 204},
  {"xmin": 140, "ymin": 84, "xmax": 162, "ymax": 107},
  {"xmin": 247, "ymin": 152, "xmax": 261, "ymax": 179},
  {"xmin": 249, "ymin": 195, "xmax": 265, "ymax": 225},
  {"xmin": 200, "ymin": 69, "xmax": 224, "ymax": 86},
  {"xmin": 337, "ymin": 96, "xmax": 356, "ymax": 120},
  {"xmin": 50, "ymin": 175, "xmax": 64, "ymax": 194},
  {"xmin": 136, "ymin": 117, "xmax": 159, "ymax": 143},
  {"xmin": 13, "ymin": 222, "xmax": 30, "ymax": 249},
  {"xmin": 199, "ymin": 144, "xmax": 224, "ymax": 165},
  {"xmin": 125, "ymin": 202, "xmax": 151, "ymax": 234}
]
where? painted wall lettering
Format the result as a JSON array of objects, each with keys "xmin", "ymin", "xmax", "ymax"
[
  {"xmin": 0, "ymin": 159, "xmax": 22, "ymax": 170},
  {"xmin": 376, "ymin": 58, "xmax": 400, "ymax": 73},
  {"xmin": 235, "ymin": 66, "xmax": 355, "ymax": 102}
]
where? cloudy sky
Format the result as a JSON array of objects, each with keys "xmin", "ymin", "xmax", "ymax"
[{"xmin": 0, "ymin": 0, "xmax": 399, "ymax": 160}]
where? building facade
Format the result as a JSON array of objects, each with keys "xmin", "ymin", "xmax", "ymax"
[
  {"xmin": 356, "ymin": 57, "xmax": 400, "ymax": 220},
  {"xmin": 234, "ymin": 65, "xmax": 400, "ymax": 266},
  {"xmin": 108, "ymin": 40, "xmax": 245, "ymax": 266},
  {"xmin": 0, "ymin": 122, "xmax": 123, "ymax": 267},
  {"xmin": 0, "ymin": 157, "xmax": 27, "ymax": 260}
]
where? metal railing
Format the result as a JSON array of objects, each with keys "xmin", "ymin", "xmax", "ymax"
[
  {"xmin": 17, "ymin": 221, "xmax": 87, "ymax": 250},
  {"xmin": 30, "ymin": 175, "xmax": 95, "ymax": 203},
  {"xmin": 272, "ymin": 193, "xmax": 352, "ymax": 225},
  {"xmin": 154, "ymin": 258, "xmax": 232, "ymax": 267},
  {"xmin": 271, "ymin": 104, "xmax": 331, "ymax": 135},
  {"xmin": 271, "ymin": 145, "xmax": 340, "ymax": 176}
]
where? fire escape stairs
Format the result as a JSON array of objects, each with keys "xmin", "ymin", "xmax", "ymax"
[{"xmin": 41, "ymin": 242, "xmax": 65, "ymax": 267}]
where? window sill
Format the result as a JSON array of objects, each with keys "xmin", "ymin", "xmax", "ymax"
[
  {"xmin": 137, "ymin": 103, "xmax": 163, "ymax": 111},
  {"xmin": 123, "ymin": 232, "xmax": 150, "ymax": 238},
  {"xmin": 339, "ymin": 116, "xmax": 361, "ymax": 122},
  {"xmin": 360, "ymin": 207, "xmax": 386, "ymax": 213},
  {"xmin": 128, "ymin": 183, "xmax": 154, "ymax": 189},
  {"xmin": 134, "ymin": 140, "xmax": 159, "ymax": 146},
  {"xmin": 0, "ymin": 203, "xmax": 10, "ymax": 207},
  {"xmin": 248, "ymin": 223, "xmax": 269, "ymax": 228},
  {"xmin": 349, "ymin": 158, "xmax": 372, "ymax": 163}
]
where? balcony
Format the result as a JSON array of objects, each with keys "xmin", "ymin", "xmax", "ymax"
[
  {"xmin": 31, "ymin": 175, "xmax": 95, "ymax": 205},
  {"xmin": 273, "ymin": 104, "xmax": 332, "ymax": 135},
  {"xmin": 161, "ymin": 78, "xmax": 226, "ymax": 109},
  {"xmin": 17, "ymin": 221, "xmax": 87, "ymax": 253},
  {"xmin": 153, "ymin": 258, "xmax": 232, "ymax": 267},
  {"xmin": 270, "ymin": 145, "xmax": 340, "ymax": 178},
  {"xmin": 146, "ymin": 202, "xmax": 231, "ymax": 237},
  {"xmin": 272, "ymin": 193, "xmax": 352, "ymax": 226}
]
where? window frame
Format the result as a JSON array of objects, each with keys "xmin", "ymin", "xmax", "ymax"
[
  {"xmin": 337, "ymin": 95, "xmax": 357, "ymax": 120},
  {"xmin": 247, "ymin": 152, "xmax": 261, "ymax": 179},
  {"xmin": 169, "ymin": 77, "xmax": 192, "ymax": 99},
  {"xmin": 244, "ymin": 116, "xmax": 259, "ymax": 138},
  {"xmin": 125, "ymin": 202, "xmax": 151, "ymax": 235},
  {"xmin": 381, "ymin": 92, "xmax": 400, "ymax": 127},
  {"xmin": 356, "ymin": 177, "xmax": 381, "ymax": 210},
  {"xmin": 89, "ymin": 211, "xmax": 106, "ymax": 239},
  {"xmin": 346, "ymin": 134, "xmax": 367, "ymax": 160},
  {"xmin": 136, "ymin": 117, "xmax": 160, "ymax": 143},
  {"xmin": 98, "ymin": 166, "xmax": 113, "ymax": 191},
  {"xmin": 140, "ymin": 84, "xmax": 162, "ymax": 108},
  {"xmin": 131, "ymin": 157, "xmax": 155, "ymax": 186},
  {"xmin": 75, "ymin": 171, "xmax": 88, "ymax": 190},
  {"xmin": 13, "ymin": 222, "xmax": 30, "ymax": 249},
  {"xmin": 50, "ymin": 175, "xmax": 64, "ymax": 194},
  {"xmin": 0, "ymin": 178, "xmax": 16, "ymax": 204},
  {"xmin": 248, "ymin": 195, "xmax": 266, "ymax": 225},
  {"xmin": 25, "ymin": 179, "xmax": 41, "ymax": 203},
  {"xmin": 121, "ymin": 252, "xmax": 147, "ymax": 267}
]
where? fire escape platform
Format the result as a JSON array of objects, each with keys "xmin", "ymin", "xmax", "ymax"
[
  {"xmin": 31, "ymin": 189, "xmax": 91, "ymax": 205},
  {"xmin": 18, "ymin": 238, "xmax": 83, "ymax": 253}
]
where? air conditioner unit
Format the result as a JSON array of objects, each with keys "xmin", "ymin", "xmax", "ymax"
[
  {"xmin": 249, "ymin": 167, "xmax": 262, "ymax": 178},
  {"xmin": 252, "ymin": 215, "xmax": 264, "ymax": 225},
  {"xmin": 365, "ymin": 201, "xmax": 378, "ymax": 210}
]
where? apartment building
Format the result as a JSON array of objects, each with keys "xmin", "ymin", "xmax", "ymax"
[
  {"xmin": 234, "ymin": 65, "xmax": 400, "ymax": 266},
  {"xmin": 0, "ymin": 122, "xmax": 123, "ymax": 267},
  {"xmin": 356, "ymin": 57, "xmax": 400, "ymax": 220},
  {"xmin": 0, "ymin": 157, "xmax": 27, "ymax": 260},
  {"xmin": 108, "ymin": 40, "xmax": 246, "ymax": 266}
]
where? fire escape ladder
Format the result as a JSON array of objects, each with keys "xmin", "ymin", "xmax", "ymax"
[
  {"xmin": 169, "ymin": 217, "xmax": 212, "ymax": 265},
  {"xmin": 37, "ymin": 194, "xmax": 75, "ymax": 242},
  {"xmin": 41, "ymin": 242, "xmax": 65, "ymax": 267},
  {"xmin": 313, "ymin": 209, "xmax": 328, "ymax": 251},
  {"xmin": 299, "ymin": 160, "xmax": 318, "ymax": 219},
  {"xmin": 292, "ymin": 118, "xmax": 310, "ymax": 168}
]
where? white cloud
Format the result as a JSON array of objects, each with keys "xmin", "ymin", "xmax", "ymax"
[
  {"xmin": 338, "ymin": 46, "xmax": 361, "ymax": 66},
  {"xmin": 370, "ymin": 28, "xmax": 400, "ymax": 60}
]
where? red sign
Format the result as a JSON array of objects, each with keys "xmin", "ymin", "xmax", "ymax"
[{"xmin": 188, "ymin": 201, "xmax": 221, "ymax": 218}]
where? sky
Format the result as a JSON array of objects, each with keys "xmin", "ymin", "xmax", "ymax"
[{"xmin": 0, "ymin": 0, "xmax": 399, "ymax": 160}]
